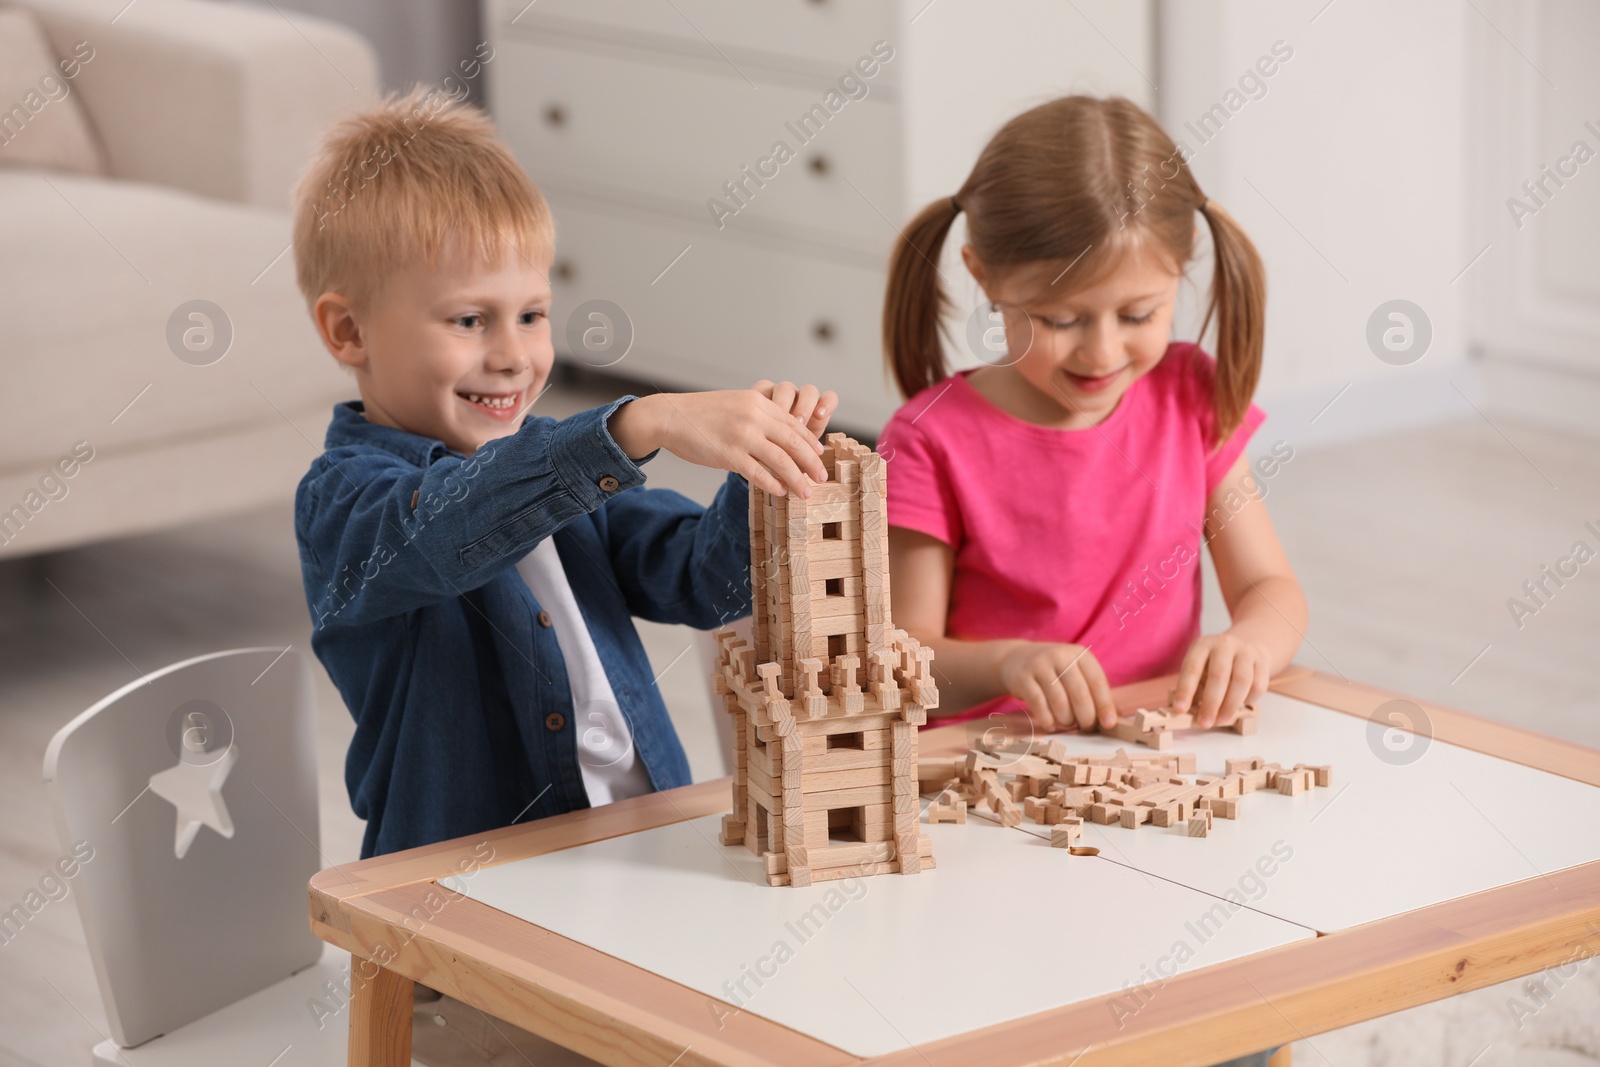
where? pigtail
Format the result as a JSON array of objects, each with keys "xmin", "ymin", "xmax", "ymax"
[
  {"xmin": 884, "ymin": 195, "xmax": 963, "ymax": 399},
  {"xmin": 1193, "ymin": 197, "xmax": 1266, "ymax": 449}
]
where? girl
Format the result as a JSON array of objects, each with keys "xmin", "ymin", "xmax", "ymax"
[{"xmin": 880, "ymin": 95, "xmax": 1306, "ymax": 738}]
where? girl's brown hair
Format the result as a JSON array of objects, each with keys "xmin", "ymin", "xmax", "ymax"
[{"xmin": 883, "ymin": 95, "xmax": 1265, "ymax": 447}]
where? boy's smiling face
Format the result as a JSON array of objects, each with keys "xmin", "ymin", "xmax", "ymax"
[{"xmin": 315, "ymin": 237, "xmax": 554, "ymax": 455}]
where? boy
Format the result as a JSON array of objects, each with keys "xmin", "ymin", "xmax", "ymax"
[{"xmin": 291, "ymin": 88, "xmax": 836, "ymax": 870}]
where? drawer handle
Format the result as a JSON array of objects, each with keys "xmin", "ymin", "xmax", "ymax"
[
  {"xmin": 812, "ymin": 319, "xmax": 836, "ymax": 344},
  {"xmin": 544, "ymin": 104, "xmax": 567, "ymax": 128},
  {"xmin": 553, "ymin": 260, "xmax": 576, "ymax": 283},
  {"xmin": 808, "ymin": 155, "xmax": 831, "ymax": 177}
]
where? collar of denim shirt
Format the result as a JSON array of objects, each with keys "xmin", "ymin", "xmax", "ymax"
[{"xmin": 323, "ymin": 400, "xmax": 461, "ymax": 466}]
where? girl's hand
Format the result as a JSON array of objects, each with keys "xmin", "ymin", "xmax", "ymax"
[
  {"xmin": 753, "ymin": 379, "xmax": 837, "ymax": 440},
  {"xmin": 608, "ymin": 389, "xmax": 829, "ymax": 497},
  {"xmin": 998, "ymin": 642, "xmax": 1117, "ymax": 734},
  {"xmin": 1171, "ymin": 632, "xmax": 1272, "ymax": 728}
]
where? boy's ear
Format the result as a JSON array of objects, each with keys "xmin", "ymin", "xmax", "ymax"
[{"xmin": 313, "ymin": 292, "xmax": 367, "ymax": 370}]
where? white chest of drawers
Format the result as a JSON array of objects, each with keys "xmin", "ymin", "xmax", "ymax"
[{"xmin": 484, "ymin": 0, "xmax": 1153, "ymax": 433}]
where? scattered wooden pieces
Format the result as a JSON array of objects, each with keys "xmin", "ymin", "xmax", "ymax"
[
  {"xmin": 1108, "ymin": 704, "xmax": 1260, "ymax": 750},
  {"xmin": 922, "ymin": 734, "xmax": 1332, "ymax": 844}
]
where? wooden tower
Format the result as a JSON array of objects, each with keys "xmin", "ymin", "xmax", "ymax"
[{"xmin": 714, "ymin": 433, "xmax": 939, "ymax": 886}]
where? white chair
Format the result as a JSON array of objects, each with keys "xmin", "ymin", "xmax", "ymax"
[{"xmin": 42, "ymin": 647, "xmax": 398, "ymax": 1066}]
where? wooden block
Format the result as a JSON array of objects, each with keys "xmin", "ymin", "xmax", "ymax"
[
  {"xmin": 1277, "ymin": 772, "xmax": 1305, "ymax": 796},
  {"xmin": 803, "ymin": 763, "xmax": 891, "ymax": 793},
  {"xmin": 977, "ymin": 775, "xmax": 1022, "ymax": 826},
  {"xmin": 806, "ymin": 514, "xmax": 861, "ymax": 538},
  {"xmin": 1300, "ymin": 764, "xmax": 1333, "ymax": 787},
  {"xmin": 1089, "ymin": 803, "xmax": 1123, "ymax": 825},
  {"xmin": 1200, "ymin": 796, "xmax": 1239, "ymax": 819},
  {"xmin": 1050, "ymin": 822, "xmax": 1084, "ymax": 848},
  {"xmin": 805, "ymin": 539, "xmax": 863, "ymax": 563},
  {"xmin": 809, "ymin": 592, "xmax": 865, "ymax": 620},
  {"xmin": 1186, "ymin": 814, "xmax": 1210, "ymax": 838},
  {"xmin": 896, "ymin": 833, "xmax": 921, "ymax": 875}
]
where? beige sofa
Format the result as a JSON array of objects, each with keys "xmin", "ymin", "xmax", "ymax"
[{"xmin": 0, "ymin": 0, "xmax": 377, "ymax": 558}]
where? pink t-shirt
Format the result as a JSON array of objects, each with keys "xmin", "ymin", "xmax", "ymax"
[{"xmin": 880, "ymin": 342, "xmax": 1265, "ymax": 722}]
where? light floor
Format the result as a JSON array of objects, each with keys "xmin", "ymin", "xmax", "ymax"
[{"xmin": 2, "ymin": 376, "xmax": 1596, "ymax": 1067}]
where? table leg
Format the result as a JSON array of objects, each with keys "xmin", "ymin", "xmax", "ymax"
[
  {"xmin": 1267, "ymin": 1047, "xmax": 1293, "ymax": 1067},
  {"xmin": 349, "ymin": 958, "xmax": 413, "ymax": 1067}
]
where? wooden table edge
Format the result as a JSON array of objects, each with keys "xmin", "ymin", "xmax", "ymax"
[
  {"xmin": 311, "ymin": 667, "xmax": 1600, "ymax": 1066},
  {"xmin": 316, "ymin": 856, "xmax": 1600, "ymax": 1067},
  {"xmin": 311, "ymin": 893, "xmax": 856, "ymax": 1067}
]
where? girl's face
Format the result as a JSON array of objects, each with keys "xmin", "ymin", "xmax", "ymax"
[{"xmin": 962, "ymin": 237, "xmax": 1184, "ymax": 429}]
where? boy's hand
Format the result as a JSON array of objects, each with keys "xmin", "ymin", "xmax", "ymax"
[
  {"xmin": 1170, "ymin": 632, "xmax": 1271, "ymax": 728},
  {"xmin": 608, "ymin": 386, "xmax": 831, "ymax": 498},
  {"xmin": 998, "ymin": 641, "xmax": 1117, "ymax": 734},
  {"xmin": 754, "ymin": 379, "xmax": 837, "ymax": 440}
]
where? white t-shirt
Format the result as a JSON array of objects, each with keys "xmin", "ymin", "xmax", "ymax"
[{"xmin": 514, "ymin": 539, "xmax": 654, "ymax": 806}]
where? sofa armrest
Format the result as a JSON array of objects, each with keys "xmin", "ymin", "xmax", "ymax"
[{"xmin": 17, "ymin": 0, "xmax": 379, "ymax": 210}]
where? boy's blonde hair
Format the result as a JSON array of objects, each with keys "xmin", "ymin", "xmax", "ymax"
[{"xmin": 292, "ymin": 87, "xmax": 553, "ymax": 310}]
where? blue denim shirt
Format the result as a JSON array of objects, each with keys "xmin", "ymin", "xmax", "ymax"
[{"xmin": 294, "ymin": 399, "xmax": 751, "ymax": 858}]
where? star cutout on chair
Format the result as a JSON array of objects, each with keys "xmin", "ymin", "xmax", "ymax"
[{"xmin": 148, "ymin": 744, "xmax": 238, "ymax": 859}]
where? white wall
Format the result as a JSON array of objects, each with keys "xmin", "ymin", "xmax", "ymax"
[
  {"xmin": 1157, "ymin": 0, "xmax": 1475, "ymax": 453},
  {"xmin": 1469, "ymin": 0, "xmax": 1600, "ymax": 439},
  {"xmin": 902, "ymin": 0, "xmax": 1156, "ymax": 210}
]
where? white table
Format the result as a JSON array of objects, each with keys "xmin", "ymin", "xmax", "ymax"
[{"xmin": 310, "ymin": 667, "xmax": 1600, "ymax": 1066}]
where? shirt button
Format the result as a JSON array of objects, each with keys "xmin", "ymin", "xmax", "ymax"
[
  {"xmin": 537, "ymin": 610, "xmax": 553, "ymax": 628},
  {"xmin": 544, "ymin": 712, "xmax": 566, "ymax": 732},
  {"xmin": 598, "ymin": 475, "xmax": 620, "ymax": 492}
]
